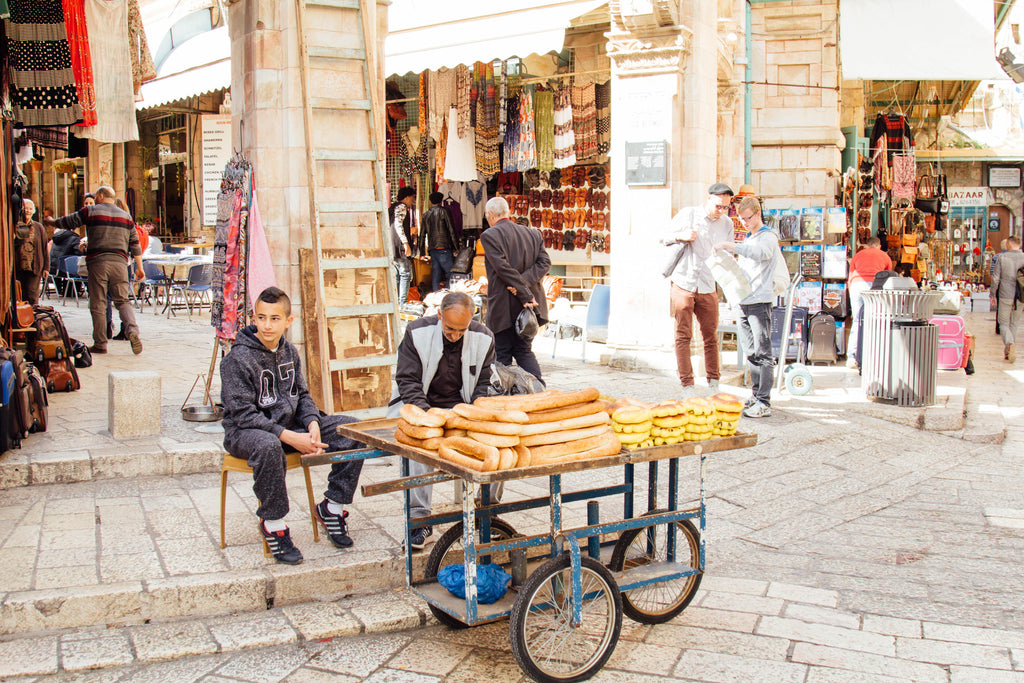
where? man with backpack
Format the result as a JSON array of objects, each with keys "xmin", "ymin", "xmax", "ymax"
[
  {"xmin": 716, "ymin": 196, "xmax": 779, "ymax": 418},
  {"xmin": 992, "ymin": 235, "xmax": 1024, "ymax": 363}
]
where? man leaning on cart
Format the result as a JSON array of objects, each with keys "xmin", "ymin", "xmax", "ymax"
[{"xmin": 387, "ymin": 291, "xmax": 495, "ymax": 550}]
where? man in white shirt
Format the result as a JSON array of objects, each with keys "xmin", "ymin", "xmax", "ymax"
[{"xmin": 661, "ymin": 183, "xmax": 736, "ymax": 396}]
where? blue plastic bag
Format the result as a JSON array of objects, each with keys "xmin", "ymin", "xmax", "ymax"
[{"xmin": 436, "ymin": 563, "xmax": 511, "ymax": 604}]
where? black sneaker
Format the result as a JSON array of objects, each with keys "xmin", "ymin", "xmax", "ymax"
[
  {"xmin": 315, "ymin": 501, "xmax": 353, "ymax": 548},
  {"xmin": 260, "ymin": 521, "xmax": 303, "ymax": 564},
  {"xmin": 409, "ymin": 525, "xmax": 433, "ymax": 551},
  {"xmin": 112, "ymin": 329, "xmax": 128, "ymax": 341}
]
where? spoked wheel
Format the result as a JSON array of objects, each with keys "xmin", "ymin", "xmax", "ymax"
[
  {"xmin": 423, "ymin": 517, "xmax": 518, "ymax": 629},
  {"xmin": 510, "ymin": 554, "xmax": 622, "ymax": 683},
  {"xmin": 608, "ymin": 510, "xmax": 702, "ymax": 624}
]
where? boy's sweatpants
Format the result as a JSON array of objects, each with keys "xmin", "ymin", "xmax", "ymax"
[{"xmin": 225, "ymin": 414, "xmax": 364, "ymax": 521}]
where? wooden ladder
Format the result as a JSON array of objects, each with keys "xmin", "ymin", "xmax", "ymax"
[{"xmin": 295, "ymin": 0, "xmax": 398, "ymax": 417}]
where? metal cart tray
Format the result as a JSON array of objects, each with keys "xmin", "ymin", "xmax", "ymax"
[{"xmin": 338, "ymin": 417, "xmax": 757, "ymax": 483}]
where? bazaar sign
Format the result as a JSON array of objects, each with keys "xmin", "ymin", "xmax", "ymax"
[{"xmin": 946, "ymin": 187, "xmax": 992, "ymax": 207}]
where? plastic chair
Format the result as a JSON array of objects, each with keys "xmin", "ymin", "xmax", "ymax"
[
  {"xmin": 168, "ymin": 263, "xmax": 212, "ymax": 320},
  {"xmin": 40, "ymin": 271, "xmax": 56, "ymax": 300},
  {"xmin": 139, "ymin": 261, "xmax": 170, "ymax": 313},
  {"xmin": 163, "ymin": 244, "xmax": 184, "ymax": 254},
  {"xmin": 550, "ymin": 284, "xmax": 611, "ymax": 363},
  {"xmin": 59, "ymin": 255, "xmax": 87, "ymax": 307},
  {"xmin": 219, "ymin": 452, "xmax": 319, "ymax": 554}
]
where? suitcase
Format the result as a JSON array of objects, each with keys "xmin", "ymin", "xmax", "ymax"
[
  {"xmin": 43, "ymin": 357, "xmax": 80, "ymax": 393},
  {"xmin": 25, "ymin": 364, "xmax": 47, "ymax": 433},
  {"xmin": 771, "ymin": 306, "xmax": 808, "ymax": 362},
  {"xmin": 0, "ymin": 360, "xmax": 21, "ymax": 452},
  {"xmin": 806, "ymin": 313, "xmax": 838, "ymax": 364},
  {"xmin": 930, "ymin": 315, "xmax": 966, "ymax": 370},
  {"xmin": 0, "ymin": 349, "xmax": 31, "ymax": 443},
  {"xmin": 29, "ymin": 306, "xmax": 73, "ymax": 364}
]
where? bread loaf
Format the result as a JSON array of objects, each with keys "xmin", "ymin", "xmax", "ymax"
[
  {"xmin": 394, "ymin": 430, "xmax": 443, "ymax": 451},
  {"xmin": 396, "ymin": 419, "xmax": 444, "ymax": 440},
  {"xmin": 518, "ymin": 411, "xmax": 610, "ymax": 436},
  {"xmin": 400, "ymin": 403, "xmax": 447, "ymax": 428},
  {"xmin": 519, "ymin": 425, "xmax": 610, "ymax": 448}
]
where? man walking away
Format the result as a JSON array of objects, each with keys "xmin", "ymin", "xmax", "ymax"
[
  {"xmin": 661, "ymin": 183, "xmax": 736, "ymax": 396},
  {"xmin": 46, "ymin": 186, "xmax": 144, "ymax": 355},
  {"xmin": 423, "ymin": 191, "xmax": 459, "ymax": 292},
  {"xmin": 716, "ymin": 196, "xmax": 778, "ymax": 417},
  {"xmin": 481, "ymin": 197, "xmax": 551, "ymax": 382},
  {"xmin": 992, "ymin": 235, "xmax": 1024, "ymax": 362}
]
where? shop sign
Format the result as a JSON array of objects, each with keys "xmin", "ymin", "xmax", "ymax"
[
  {"xmin": 987, "ymin": 165, "xmax": 1021, "ymax": 188},
  {"xmin": 947, "ymin": 187, "xmax": 992, "ymax": 207},
  {"xmin": 625, "ymin": 140, "xmax": 668, "ymax": 186},
  {"xmin": 201, "ymin": 115, "xmax": 233, "ymax": 226}
]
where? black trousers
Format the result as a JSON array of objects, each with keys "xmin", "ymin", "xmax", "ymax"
[
  {"xmin": 493, "ymin": 327, "xmax": 543, "ymax": 381},
  {"xmin": 225, "ymin": 414, "xmax": 364, "ymax": 521}
]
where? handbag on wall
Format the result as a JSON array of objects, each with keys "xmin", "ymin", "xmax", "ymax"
[
  {"xmin": 914, "ymin": 175, "xmax": 939, "ymax": 214},
  {"xmin": 450, "ymin": 247, "xmax": 475, "ymax": 274},
  {"xmin": 936, "ymin": 174, "xmax": 950, "ymax": 215}
]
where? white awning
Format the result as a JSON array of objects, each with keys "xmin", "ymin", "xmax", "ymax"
[
  {"xmin": 136, "ymin": 58, "xmax": 230, "ymax": 110},
  {"xmin": 840, "ymin": 0, "xmax": 1005, "ymax": 80},
  {"xmin": 385, "ymin": 0, "xmax": 607, "ymax": 76}
]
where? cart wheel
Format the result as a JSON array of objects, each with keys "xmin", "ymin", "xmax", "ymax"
[
  {"xmin": 608, "ymin": 510, "xmax": 702, "ymax": 624},
  {"xmin": 424, "ymin": 517, "xmax": 518, "ymax": 629},
  {"xmin": 510, "ymin": 554, "xmax": 622, "ymax": 683},
  {"xmin": 785, "ymin": 366, "xmax": 813, "ymax": 395}
]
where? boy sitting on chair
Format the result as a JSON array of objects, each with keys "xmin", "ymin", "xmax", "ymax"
[{"xmin": 221, "ymin": 286, "xmax": 364, "ymax": 564}]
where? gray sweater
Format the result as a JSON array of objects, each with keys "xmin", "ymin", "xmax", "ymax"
[
  {"xmin": 734, "ymin": 227, "xmax": 781, "ymax": 305},
  {"xmin": 992, "ymin": 249, "xmax": 1024, "ymax": 302}
]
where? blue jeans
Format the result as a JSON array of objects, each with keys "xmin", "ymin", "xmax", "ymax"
[
  {"xmin": 738, "ymin": 302, "xmax": 774, "ymax": 405},
  {"xmin": 394, "ymin": 258, "xmax": 411, "ymax": 304},
  {"xmin": 494, "ymin": 327, "xmax": 543, "ymax": 382},
  {"xmin": 429, "ymin": 249, "xmax": 454, "ymax": 292}
]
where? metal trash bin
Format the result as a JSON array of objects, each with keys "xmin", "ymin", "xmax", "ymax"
[{"xmin": 861, "ymin": 290, "xmax": 941, "ymax": 407}]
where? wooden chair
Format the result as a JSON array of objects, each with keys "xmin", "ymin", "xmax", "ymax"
[{"xmin": 220, "ymin": 452, "xmax": 320, "ymax": 555}]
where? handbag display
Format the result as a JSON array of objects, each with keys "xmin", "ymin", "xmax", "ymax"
[
  {"xmin": 914, "ymin": 175, "xmax": 939, "ymax": 214},
  {"xmin": 936, "ymin": 173, "xmax": 950, "ymax": 215}
]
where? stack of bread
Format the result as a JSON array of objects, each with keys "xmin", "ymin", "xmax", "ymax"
[
  {"xmin": 710, "ymin": 393, "xmax": 742, "ymax": 436},
  {"xmin": 611, "ymin": 404, "xmax": 653, "ymax": 450},
  {"xmin": 394, "ymin": 405, "xmax": 450, "ymax": 450},
  {"xmin": 649, "ymin": 400, "xmax": 688, "ymax": 446},
  {"xmin": 681, "ymin": 397, "xmax": 715, "ymax": 441}
]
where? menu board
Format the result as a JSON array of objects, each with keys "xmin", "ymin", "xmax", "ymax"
[
  {"xmin": 201, "ymin": 115, "xmax": 233, "ymax": 226},
  {"xmin": 625, "ymin": 141, "xmax": 668, "ymax": 186}
]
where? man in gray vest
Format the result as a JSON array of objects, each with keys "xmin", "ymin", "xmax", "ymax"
[{"xmin": 993, "ymin": 235, "xmax": 1024, "ymax": 362}]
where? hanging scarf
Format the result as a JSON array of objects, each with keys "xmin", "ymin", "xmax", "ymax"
[
  {"xmin": 572, "ymin": 82, "xmax": 597, "ymax": 161},
  {"xmin": 436, "ymin": 111, "xmax": 449, "ymax": 183},
  {"xmin": 61, "ymin": 0, "xmax": 97, "ymax": 126},
  {"xmin": 126, "ymin": 0, "xmax": 156, "ymax": 97},
  {"xmin": 518, "ymin": 86, "xmax": 537, "ymax": 171},
  {"xmin": 456, "ymin": 64, "xmax": 471, "ymax": 137},
  {"xmin": 552, "ymin": 86, "xmax": 576, "ymax": 169},
  {"xmin": 503, "ymin": 94, "xmax": 521, "ymax": 173},
  {"xmin": 595, "ymin": 80, "xmax": 611, "ymax": 155},
  {"xmin": 498, "ymin": 60, "xmax": 507, "ymax": 139},
  {"xmin": 418, "ymin": 71, "xmax": 428, "ymax": 138},
  {"xmin": 892, "ymin": 153, "xmax": 916, "ymax": 200},
  {"xmin": 6, "ymin": 0, "xmax": 82, "ymax": 127},
  {"xmin": 534, "ymin": 88, "xmax": 555, "ymax": 171}
]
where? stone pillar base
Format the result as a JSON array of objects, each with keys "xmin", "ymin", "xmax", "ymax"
[{"xmin": 108, "ymin": 371, "xmax": 161, "ymax": 439}]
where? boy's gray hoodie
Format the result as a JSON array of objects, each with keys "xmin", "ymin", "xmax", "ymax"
[{"xmin": 221, "ymin": 325, "xmax": 320, "ymax": 438}]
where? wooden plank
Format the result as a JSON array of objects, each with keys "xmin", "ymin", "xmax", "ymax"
[
  {"xmin": 306, "ymin": 0, "xmax": 359, "ymax": 8},
  {"xmin": 327, "ymin": 353, "xmax": 396, "ymax": 371},
  {"xmin": 310, "ymin": 97, "xmax": 372, "ymax": 111},
  {"xmin": 314, "ymin": 149, "xmax": 377, "ymax": 162},
  {"xmin": 308, "ymin": 46, "xmax": 366, "ymax": 60},
  {"xmin": 320, "ymin": 200, "xmax": 384, "ymax": 213},
  {"xmin": 298, "ymin": 247, "xmax": 325, "ymax": 407}
]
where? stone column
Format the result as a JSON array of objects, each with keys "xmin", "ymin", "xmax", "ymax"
[{"xmin": 604, "ymin": 1, "xmax": 719, "ymax": 366}]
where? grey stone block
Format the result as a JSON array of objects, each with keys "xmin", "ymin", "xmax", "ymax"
[{"xmin": 108, "ymin": 371, "xmax": 162, "ymax": 439}]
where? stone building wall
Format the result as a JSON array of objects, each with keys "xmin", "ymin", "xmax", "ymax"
[{"xmin": 749, "ymin": 0, "xmax": 842, "ymax": 209}]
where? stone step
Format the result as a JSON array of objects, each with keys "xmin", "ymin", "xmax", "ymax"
[{"xmin": 0, "ymin": 589, "xmax": 429, "ymax": 678}]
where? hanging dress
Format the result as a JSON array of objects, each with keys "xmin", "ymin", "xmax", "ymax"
[
  {"xmin": 76, "ymin": 0, "xmax": 138, "ymax": 142},
  {"xmin": 443, "ymin": 107, "xmax": 477, "ymax": 181},
  {"xmin": 517, "ymin": 86, "xmax": 537, "ymax": 172},
  {"xmin": 5, "ymin": 0, "xmax": 82, "ymax": 126},
  {"xmin": 552, "ymin": 86, "xmax": 576, "ymax": 169}
]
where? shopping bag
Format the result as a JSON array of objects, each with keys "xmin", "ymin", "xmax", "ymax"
[{"xmin": 706, "ymin": 249, "xmax": 752, "ymax": 305}]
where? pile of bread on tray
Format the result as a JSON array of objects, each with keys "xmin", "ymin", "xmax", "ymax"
[{"xmin": 394, "ymin": 388, "xmax": 745, "ymax": 472}]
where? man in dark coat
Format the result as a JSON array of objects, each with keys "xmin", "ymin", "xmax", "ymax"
[{"xmin": 481, "ymin": 196, "xmax": 551, "ymax": 381}]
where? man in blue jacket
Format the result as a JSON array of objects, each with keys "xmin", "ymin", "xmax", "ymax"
[
  {"xmin": 221, "ymin": 287, "xmax": 364, "ymax": 564},
  {"xmin": 717, "ymin": 196, "xmax": 779, "ymax": 418}
]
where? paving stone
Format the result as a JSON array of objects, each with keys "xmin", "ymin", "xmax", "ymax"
[
  {"xmin": 131, "ymin": 620, "xmax": 218, "ymax": 662},
  {"xmin": 309, "ymin": 633, "xmax": 409, "ymax": 677},
  {"xmin": 674, "ymin": 606, "xmax": 759, "ymax": 633},
  {"xmin": 896, "ymin": 636, "xmax": 1013, "ymax": 669},
  {"xmin": 949, "ymin": 667, "xmax": 1024, "ymax": 682},
  {"xmin": 0, "ymin": 634, "xmax": 58, "ymax": 677},
  {"xmin": 671, "ymin": 649, "xmax": 807, "ymax": 682},
  {"xmin": 347, "ymin": 591, "xmax": 423, "ymax": 633},
  {"xmin": 146, "ymin": 570, "xmax": 266, "ymax": 621},
  {"xmin": 601, "ymin": 640, "xmax": 678, "ymax": 676},
  {"xmin": 767, "ymin": 581, "xmax": 839, "ymax": 607},
  {"xmin": 207, "ymin": 612, "xmax": 298, "ymax": 652},
  {"xmin": 35, "ymin": 565, "xmax": 99, "ymax": 590},
  {"xmin": 109, "ymin": 654, "xmax": 223, "ymax": 683},
  {"xmin": 804, "ymin": 665, "xmax": 912, "ymax": 682},
  {"xmin": 60, "ymin": 631, "xmax": 134, "ymax": 672},
  {"xmin": 699, "ymin": 576, "xmax": 768, "ymax": 596},
  {"xmin": 383, "ymin": 636, "xmax": 471, "ymax": 676},
  {"xmin": 783, "ymin": 603, "xmax": 861, "ymax": 630},
  {"xmin": 2, "ymin": 582, "xmax": 146, "ymax": 635},
  {"xmin": 923, "ymin": 621, "xmax": 1024, "ymax": 650},
  {"xmin": 283, "ymin": 668, "xmax": 360, "ymax": 683},
  {"xmin": 646, "ymin": 624, "xmax": 789, "ymax": 662},
  {"xmin": 211, "ymin": 644, "xmax": 310, "ymax": 682},
  {"xmin": 791, "ymin": 642, "xmax": 950, "ymax": 682},
  {"xmin": 281, "ymin": 601, "xmax": 362, "ymax": 641},
  {"xmin": 441, "ymin": 648, "xmax": 525, "ymax": 683},
  {"xmin": 700, "ymin": 591, "xmax": 784, "ymax": 616},
  {"xmin": 862, "ymin": 614, "xmax": 922, "ymax": 638},
  {"xmin": 756, "ymin": 616, "xmax": 895, "ymax": 657},
  {"xmin": 363, "ymin": 670, "xmax": 441, "ymax": 683}
]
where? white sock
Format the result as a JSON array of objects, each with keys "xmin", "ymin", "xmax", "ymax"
[
  {"xmin": 327, "ymin": 500, "xmax": 344, "ymax": 515},
  {"xmin": 263, "ymin": 518, "xmax": 287, "ymax": 532}
]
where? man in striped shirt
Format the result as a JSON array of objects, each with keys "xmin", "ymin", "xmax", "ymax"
[{"xmin": 47, "ymin": 186, "xmax": 145, "ymax": 355}]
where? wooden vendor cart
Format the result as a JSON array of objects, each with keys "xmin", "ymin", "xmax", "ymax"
[{"xmin": 330, "ymin": 418, "xmax": 756, "ymax": 683}]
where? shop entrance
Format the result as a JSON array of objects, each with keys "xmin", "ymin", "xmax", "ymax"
[{"xmin": 987, "ymin": 204, "xmax": 1011, "ymax": 251}]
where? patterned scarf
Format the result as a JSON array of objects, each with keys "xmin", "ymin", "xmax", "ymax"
[{"xmin": 534, "ymin": 88, "xmax": 555, "ymax": 171}]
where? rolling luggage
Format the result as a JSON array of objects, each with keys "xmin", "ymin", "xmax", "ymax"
[
  {"xmin": 43, "ymin": 357, "xmax": 80, "ymax": 393},
  {"xmin": 771, "ymin": 305, "xmax": 808, "ymax": 362},
  {"xmin": 0, "ymin": 349, "xmax": 31, "ymax": 446},
  {"xmin": 806, "ymin": 313, "xmax": 838, "ymax": 364},
  {"xmin": 930, "ymin": 315, "xmax": 967, "ymax": 370},
  {"xmin": 29, "ymin": 306, "xmax": 73, "ymax": 364},
  {"xmin": 25, "ymin": 364, "xmax": 47, "ymax": 433},
  {"xmin": 0, "ymin": 360, "xmax": 20, "ymax": 451}
]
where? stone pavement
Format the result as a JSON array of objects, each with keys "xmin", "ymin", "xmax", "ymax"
[{"xmin": 1, "ymin": 299, "xmax": 1023, "ymax": 681}]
